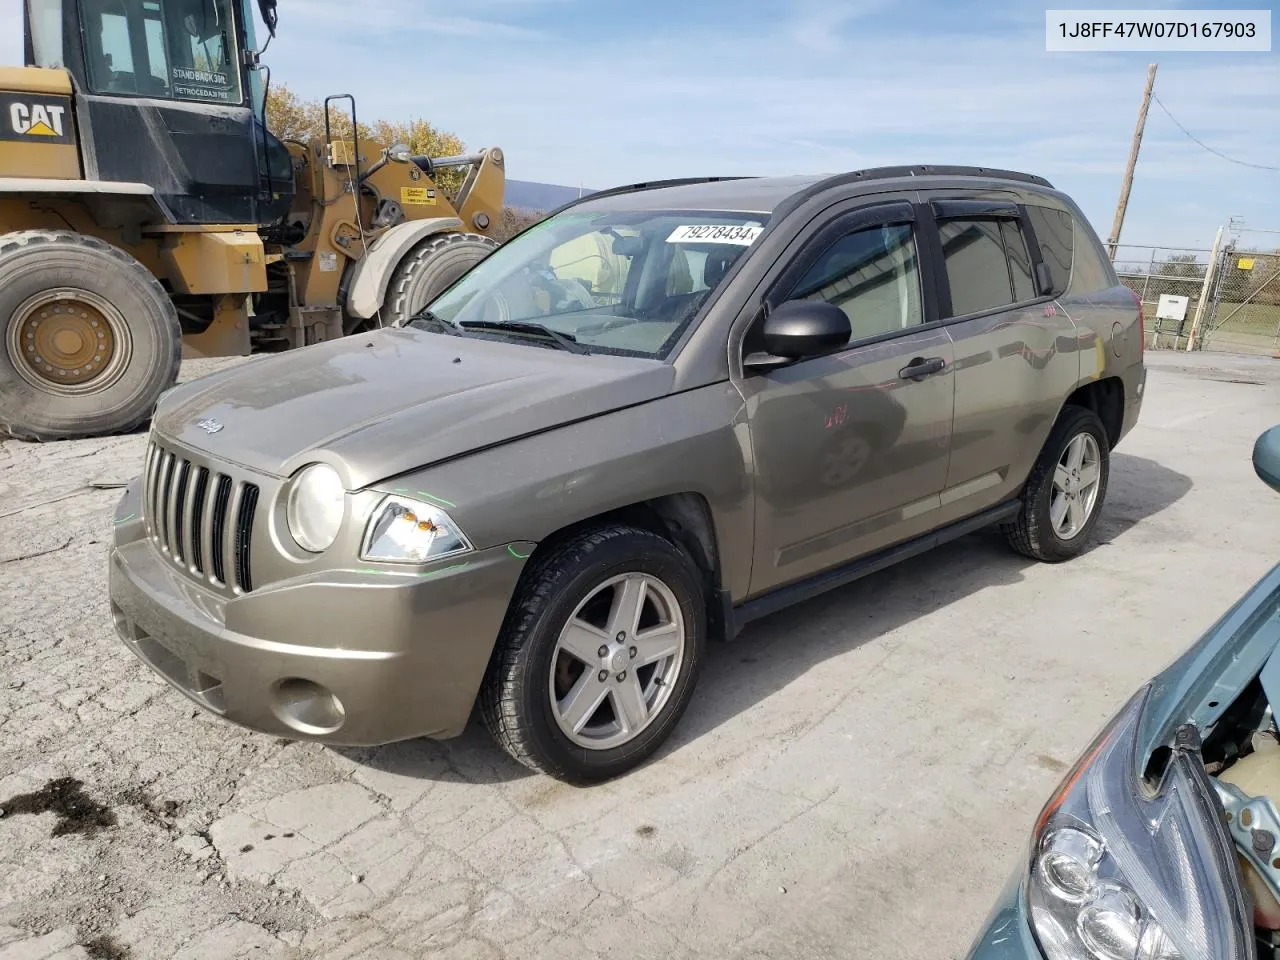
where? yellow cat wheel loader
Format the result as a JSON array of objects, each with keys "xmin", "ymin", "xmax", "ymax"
[{"xmin": 1, "ymin": 0, "xmax": 505, "ymax": 441}]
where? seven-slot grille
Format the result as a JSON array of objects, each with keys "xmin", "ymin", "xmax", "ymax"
[{"xmin": 143, "ymin": 440, "xmax": 259, "ymax": 593}]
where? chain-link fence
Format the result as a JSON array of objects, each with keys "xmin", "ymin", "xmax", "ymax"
[
  {"xmin": 1113, "ymin": 244, "xmax": 1214, "ymax": 350},
  {"xmin": 1199, "ymin": 229, "xmax": 1280, "ymax": 356},
  {"xmin": 1113, "ymin": 229, "xmax": 1280, "ymax": 355}
]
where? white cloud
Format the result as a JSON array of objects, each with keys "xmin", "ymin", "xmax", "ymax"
[{"xmin": 788, "ymin": 0, "xmax": 892, "ymax": 52}]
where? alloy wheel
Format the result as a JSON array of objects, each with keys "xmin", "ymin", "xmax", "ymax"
[
  {"xmin": 1051, "ymin": 432, "xmax": 1102, "ymax": 540},
  {"xmin": 549, "ymin": 572, "xmax": 686, "ymax": 750}
]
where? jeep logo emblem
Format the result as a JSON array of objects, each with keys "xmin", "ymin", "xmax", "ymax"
[{"xmin": 195, "ymin": 417, "xmax": 224, "ymax": 435}]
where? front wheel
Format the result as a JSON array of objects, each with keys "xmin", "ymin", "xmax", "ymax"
[
  {"xmin": 480, "ymin": 526, "xmax": 706, "ymax": 783},
  {"xmin": 1003, "ymin": 405, "xmax": 1111, "ymax": 562}
]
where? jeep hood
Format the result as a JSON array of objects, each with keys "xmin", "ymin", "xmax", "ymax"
[{"xmin": 152, "ymin": 327, "xmax": 675, "ymax": 489}]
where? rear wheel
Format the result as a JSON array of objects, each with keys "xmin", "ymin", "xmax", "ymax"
[
  {"xmin": 0, "ymin": 230, "xmax": 180, "ymax": 442},
  {"xmin": 1002, "ymin": 405, "xmax": 1111, "ymax": 562},
  {"xmin": 480, "ymin": 526, "xmax": 706, "ymax": 783},
  {"xmin": 382, "ymin": 232, "xmax": 499, "ymax": 327}
]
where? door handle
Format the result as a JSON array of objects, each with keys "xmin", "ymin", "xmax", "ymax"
[{"xmin": 898, "ymin": 356, "xmax": 946, "ymax": 380}]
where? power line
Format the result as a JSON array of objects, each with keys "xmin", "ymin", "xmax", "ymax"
[{"xmin": 1151, "ymin": 93, "xmax": 1280, "ymax": 172}]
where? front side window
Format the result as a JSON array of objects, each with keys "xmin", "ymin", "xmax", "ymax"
[
  {"xmin": 419, "ymin": 209, "xmax": 768, "ymax": 358},
  {"xmin": 81, "ymin": 0, "xmax": 243, "ymax": 105},
  {"xmin": 785, "ymin": 222, "xmax": 924, "ymax": 343}
]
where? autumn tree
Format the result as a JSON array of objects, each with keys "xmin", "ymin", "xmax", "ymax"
[
  {"xmin": 264, "ymin": 82, "xmax": 468, "ymax": 193},
  {"xmin": 492, "ymin": 207, "xmax": 545, "ymax": 243}
]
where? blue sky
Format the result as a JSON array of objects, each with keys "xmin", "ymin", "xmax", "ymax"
[{"xmin": 2, "ymin": 0, "xmax": 1277, "ymax": 249}]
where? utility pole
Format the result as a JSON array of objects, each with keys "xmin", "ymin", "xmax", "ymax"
[{"xmin": 1106, "ymin": 63, "xmax": 1158, "ymax": 261}]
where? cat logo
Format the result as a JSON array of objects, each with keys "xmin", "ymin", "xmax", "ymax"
[
  {"xmin": 0, "ymin": 95, "xmax": 75, "ymax": 144},
  {"xmin": 10, "ymin": 102, "xmax": 65, "ymax": 137}
]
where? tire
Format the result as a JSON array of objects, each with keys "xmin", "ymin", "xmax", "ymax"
[
  {"xmin": 382, "ymin": 232, "xmax": 499, "ymax": 327},
  {"xmin": 1002, "ymin": 405, "xmax": 1111, "ymax": 562},
  {"xmin": 480, "ymin": 525, "xmax": 707, "ymax": 784},
  {"xmin": 0, "ymin": 230, "xmax": 181, "ymax": 442}
]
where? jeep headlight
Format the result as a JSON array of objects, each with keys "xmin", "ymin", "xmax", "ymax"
[
  {"xmin": 285, "ymin": 463, "xmax": 346, "ymax": 553},
  {"xmin": 1027, "ymin": 688, "xmax": 1251, "ymax": 960},
  {"xmin": 361, "ymin": 495, "xmax": 472, "ymax": 563}
]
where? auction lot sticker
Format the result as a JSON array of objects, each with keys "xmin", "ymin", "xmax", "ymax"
[{"xmin": 667, "ymin": 224, "xmax": 763, "ymax": 245}]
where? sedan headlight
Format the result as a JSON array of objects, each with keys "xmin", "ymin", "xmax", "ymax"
[
  {"xmin": 361, "ymin": 495, "xmax": 472, "ymax": 563},
  {"xmin": 286, "ymin": 463, "xmax": 346, "ymax": 553},
  {"xmin": 1027, "ymin": 689, "xmax": 1252, "ymax": 960}
]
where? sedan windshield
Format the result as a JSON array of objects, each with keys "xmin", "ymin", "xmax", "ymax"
[{"xmin": 415, "ymin": 208, "xmax": 770, "ymax": 358}]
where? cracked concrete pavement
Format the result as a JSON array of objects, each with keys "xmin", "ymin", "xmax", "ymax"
[{"xmin": 2, "ymin": 351, "xmax": 1279, "ymax": 959}]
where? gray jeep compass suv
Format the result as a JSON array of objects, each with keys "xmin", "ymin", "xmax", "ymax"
[{"xmin": 108, "ymin": 166, "xmax": 1147, "ymax": 783}]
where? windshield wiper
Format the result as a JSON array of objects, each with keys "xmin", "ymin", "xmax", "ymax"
[
  {"xmin": 404, "ymin": 309, "xmax": 462, "ymax": 335},
  {"xmin": 458, "ymin": 320, "xmax": 590, "ymax": 355}
]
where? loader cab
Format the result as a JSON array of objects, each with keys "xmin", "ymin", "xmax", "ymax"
[{"xmin": 23, "ymin": 0, "xmax": 294, "ymax": 225}]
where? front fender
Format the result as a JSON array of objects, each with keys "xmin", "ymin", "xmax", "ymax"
[{"xmin": 345, "ymin": 217, "xmax": 464, "ymax": 319}]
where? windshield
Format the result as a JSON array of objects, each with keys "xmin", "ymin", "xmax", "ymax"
[
  {"xmin": 79, "ymin": 0, "xmax": 244, "ymax": 105},
  {"xmin": 418, "ymin": 208, "xmax": 770, "ymax": 359}
]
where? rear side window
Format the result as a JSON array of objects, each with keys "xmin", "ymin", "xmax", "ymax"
[
  {"xmin": 1025, "ymin": 205, "xmax": 1073, "ymax": 297},
  {"xmin": 938, "ymin": 217, "xmax": 1040, "ymax": 317},
  {"xmin": 1000, "ymin": 219, "xmax": 1035, "ymax": 302}
]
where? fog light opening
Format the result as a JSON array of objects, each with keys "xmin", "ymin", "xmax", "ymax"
[{"xmin": 271, "ymin": 678, "xmax": 346, "ymax": 735}]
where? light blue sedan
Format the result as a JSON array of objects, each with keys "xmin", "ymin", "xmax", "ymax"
[{"xmin": 966, "ymin": 424, "xmax": 1280, "ymax": 960}]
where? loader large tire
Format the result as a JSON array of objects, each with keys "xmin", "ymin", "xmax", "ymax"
[
  {"xmin": 384, "ymin": 232, "xmax": 499, "ymax": 326},
  {"xmin": 0, "ymin": 230, "xmax": 181, "ymax": 442}
]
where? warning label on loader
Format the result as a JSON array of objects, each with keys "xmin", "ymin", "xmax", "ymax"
[
  {"xmin": 1, "ymin": 94, "xmax": 75, "ymax": 145},
  {"xmin": 401, "ymin": 187, "xmax": 438, "ymax": 206}
]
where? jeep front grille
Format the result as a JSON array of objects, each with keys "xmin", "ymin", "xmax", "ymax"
[{"xmin": 143, "ymin": 440, "xmax": 258, "ymax": 593}]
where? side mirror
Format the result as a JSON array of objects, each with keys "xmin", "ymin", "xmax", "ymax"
[
  {"xmin": 387, "ymin": 143, "xmax": 413, "ymax": 164},
  {"xmin": 1255, "ymin": 424, "xmax": 1280, "ymax": 493},
  {"xmin": 755, "ymin": 300, "xmax": 851, "ymax": 363}
]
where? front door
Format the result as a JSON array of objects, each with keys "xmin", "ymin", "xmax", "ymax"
[{"xmin": 740, "ymin": 201, "xmax": 956, "ymax": 595}]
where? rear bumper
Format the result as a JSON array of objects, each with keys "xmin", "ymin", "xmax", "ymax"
[
  {"xmin": 1118, "ymin": 360, "xmax": 1147, "ymax": 446},
  {"xmin": 108, "ymin": 478, "xmax": 527, "ymax": 745}
]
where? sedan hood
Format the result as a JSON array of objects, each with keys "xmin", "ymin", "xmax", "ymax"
[{"xmin": 153, "ymin": 327, "xmax": 675, "ymax": 489}]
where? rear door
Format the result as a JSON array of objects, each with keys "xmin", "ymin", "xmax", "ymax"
[
  {"xmin": 739, "ymin": 198, "xmax": 956, "ymax": 595},
  {"xmin": 915, "ymin": 194, "xmax": 1079, "ymax": 524}
]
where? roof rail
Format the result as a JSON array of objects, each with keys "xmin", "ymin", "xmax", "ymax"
[
  {"xmin": 825, "ymin": 165, "xmax": 1052, "ymax": 189},
  {"xmin": 543, "ymin": 176, "xmax": 759, "ymax": 218},
  {"xmin": 766, "ymin": 164, "xmax": 1054, "ymax": 224}
]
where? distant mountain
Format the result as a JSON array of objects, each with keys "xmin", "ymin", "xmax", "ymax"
[{"xmin": 504, "ymin": 180, "xmax": 597, "ymax": 213}]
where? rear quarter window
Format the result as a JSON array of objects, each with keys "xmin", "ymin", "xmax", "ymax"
[
  {"xmin": 1066, "ymin": 214, "xmax": 1117, "ymax": 295},
  {"xmin": 1025, "ymin": 205, "xmax": 1073, "ymax": 297}
]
